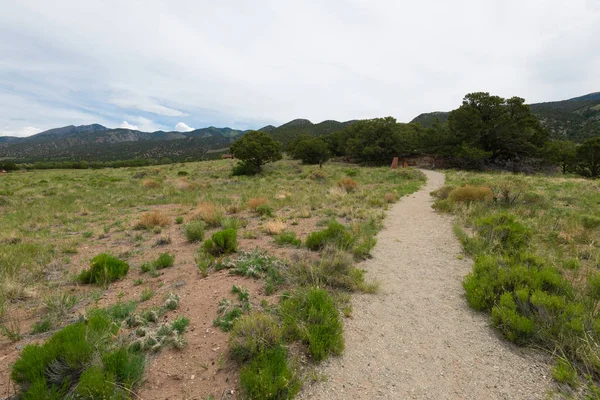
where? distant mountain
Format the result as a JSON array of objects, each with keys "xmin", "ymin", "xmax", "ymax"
[
  {"xmin": 0, "ymin": 124, "xmax": 249, "ymax": 162},
  {"xmin": 410, "ymin": 92, "xmax": 600, "ymax": 142},
  {"xmin": 0, "ymin": 119, "xmax": 356, "ymax": 162},
  {"xmin": 259, "ymin": 119, "xmax": 355, "ymax": 146}
]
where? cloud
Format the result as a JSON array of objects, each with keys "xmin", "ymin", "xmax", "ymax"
[
  {"xmin": 120, "ymin": 121, "xmax": 138, "ymax": 130},
  {"xmin": 0, "ymin": 0, "xmax": 599, "ymax": 136},
  {"xmin": 175, "ymin": 122, "xmax": 194, "ymax": 132},
  {"xmin": 1, "ymin": 126, "xmax": 42, "ymax": 137}
]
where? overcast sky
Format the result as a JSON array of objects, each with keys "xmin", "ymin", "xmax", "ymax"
[{"xmin": 1, "ymin": 0, "xmax": 599, "ymax": 137}]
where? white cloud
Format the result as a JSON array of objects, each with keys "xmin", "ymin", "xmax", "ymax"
[
  {"xmin": 1, "ymin": 126, "xmax": 42, "ymax": 137},
  {"xmin": 120, "ymin": 121, "xmax": 138, "ymax": 130},
  {"xmin": 175, "ymin": 122, "xmax": 194, "ymax": 132},
  {"xmin": 0, "ymin": 0, "xmax": 599, "ymax": 132}
]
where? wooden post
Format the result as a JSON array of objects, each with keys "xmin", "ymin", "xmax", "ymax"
[
  {"xmin": 403, "ymin": 161, "xmax": 408, "ymax": 168},
  {"xmin": 390, "ymin": 157, "xmax": 399, "ymax": 169}
]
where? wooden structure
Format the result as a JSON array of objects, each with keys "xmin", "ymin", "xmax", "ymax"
[
  {"xmin": 222, "ymin": 154, "xmax": 234, "ymax": 159},
  {"xmin": 390, "ymin": 157, "xmax": 399, "ymax": 169}
]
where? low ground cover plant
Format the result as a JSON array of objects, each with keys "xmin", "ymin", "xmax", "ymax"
[{"xmin": 78, "ymin": 253, "xmax": 130, "ymax": 285}]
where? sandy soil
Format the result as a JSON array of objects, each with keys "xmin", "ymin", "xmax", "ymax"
[{"xmin": 299, "ymin": 170, "xmax": 554, "ymax": 400}]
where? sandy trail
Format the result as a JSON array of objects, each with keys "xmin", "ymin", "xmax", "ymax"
[{"xmin": 299, "ymin": 170, "xmax": 552, "ymax": 400}]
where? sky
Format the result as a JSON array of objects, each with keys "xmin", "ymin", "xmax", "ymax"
[{"xmin": 1, "ymin": 0, "xmax": 599, "ymax": 137}]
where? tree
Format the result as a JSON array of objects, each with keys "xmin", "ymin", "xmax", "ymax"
[
  {"xmin": 342, "ymin": 117, "xmax": 418, "ymax": 164},
  {"xmin": 289, "ymin": 137, "xmax": 330, "ymax": 165},
  {"xmin": 543, "ymin": 140, "xmax": 577, "ymax": 174},
  {"xmin": 230, "ymin": 130, "xmax": 282, "ymax": 174},
  {"xmin": 448, "ymin": 92, "xmax": 547, "ymax": 162},
  {"xmin": 577, "ymin": 137, "xmax": 600, "ymax": 178}
]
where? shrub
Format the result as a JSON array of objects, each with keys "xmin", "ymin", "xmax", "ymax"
[
  {"xmin": 230, "ymin": 130, "xmax": 283, "ymax": 173},
  {"xmin": 175, "ymin": 216, "xmax": 184, "ymax": 224},
  {"xmin": 177, "ymin": 170, "xmax": 188, "ymax": 176},
  {"xmin": 281, "ymin": 288, "xmax": 344, "ymax": 361},
  {"xmin": 194, "ymin": 202, "xmax": 222, "ymax": 228},
  {"xmin": 337, "ymin": 178, "xmax": 358, "ymax": 192},
  {"xmin": 135, "ymin": 211, "xmax": 170, "ymax": 229},
  {"xmin": 275, "ymin": 231, "xmax": 302, "ymax": 247},
  {"xmin": 474, "ymin": 213, "xmax": 531, "ymax": 255},
  {"xmin": 430, "ymin": 185, "xmax": 455, "ymax": 200},
  {"xmin": 78, "ymin": 254, "xmax": 130, "ymax": 285},
  {"xmin": 203, "ymin": 228, "xmax": 238, "ymax": 255},
  {"xmin": 154, "ymin": 253, "xmax": 175, "ymax": 269},
  {"xmin": 239, "ymin": 345, "xmax": 300, "ymax": 400},
  {"xmin": 309, "ymin": 170, "xmax": 327, "ymax": 181},
  {"xmin": 306, "ymin": 220, "xmax": 355, "ymax": 251},
  {"xmin": 247, "ymin": 197, "xmax": 268, "ymax": 211},
  {"xmin": 232, "ymin": 161, "xmax": 261, "ymax": 176},
  {"xmin": 184, "ymin": 221, "xmax": 205, "ymax": 242},
  {"xmin": 448, "ymin": 185, "xmax": 494, "ymax": 203},
  {"xmin": 229, "ymin": 313, "xmax": 282, "ymax": 362},
  {"xmin": 256, "ymin": 204, "xmax": 274, "ymax": 217},
  {"xmin": 552, "ymin": 358, "xmax": 577, "ymax": 386},
  {"xmin": 490, "ymin": 292, "xmax": 534, "ymax": 345}
]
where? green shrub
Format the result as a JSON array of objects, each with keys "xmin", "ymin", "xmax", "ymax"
[
  {"xmin": 154, "ymin": 252, "xmax": 175, "ymax": 269},
  {"xmin": 171, "ymin": 316, "xmax": 190, "ymax": 333},
  {"xmin": 256, "ymin": 204, "xmax": 273, "ymax": 217},
  {"xmin": 430, "ymin": 185, "xmax": 455, "ymax": 200},
  {"xmin": 232, "ymin": 161, "xmax": 261, "ymax": 176},
  {"xmin": 101, "ymin": 347, "xmax": 145, "ymax": 388},
  {"xmin": 229, "ymin": 313, "xmax": 282, "ymax": 362},
  {"xmin": 475, "ymin": 213, "xmax": 531, "ymax": 255},
  {"xmin": 78, "ymin": 253, "xmax": 130, "ymax": 285},
  {"xmin": 239, "ymin": 345, "xmax": 300, "ymax": 400},
  {"xmin": 75, "ymin": 366, "xmax": 117, "ymax": 399},
  {"xmin": 491, "ymin": 292, "xmax": 534, "ymax": 345},
  {"xmin": 213, "ymin": 298, "xmax": 244, "ymax": 332},
  {"xmin": 281, "ymin": 288, "xmax": 344, "ymax": 361},
  {"xmin": 31, "ymin": 318, "xmax": 53, "ymax": 334},
  {"xmin": 203, "ymin": 228, "xmax": 238, "ymax": 255},
  {"xmin": 184, "ymin": 221, "xmax": 205, "ymax": 242},
  {"xmin": 305, "ymin": 220, "xmax": 355, "ymax": 251},
  {"xmin": 274, "ymin": 231, "xmax": 302, "ymax": 247},
  {"xmin": 588, "ymin": 272, "xmax": 600, "ymax": 300},
  {"xmin": 177, "ymin": 170, "xmax": 188, "ymax": 176},
  {"xmin": 175, "ymin": 216, "xmax": 184, "ymax": 224},
  {"xmin": 552, "ymin": 358, "xmax": 577, "ymax": 386}
]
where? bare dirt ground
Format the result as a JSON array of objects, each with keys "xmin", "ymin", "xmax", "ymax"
[{"xmin": 299, "ymin": 170, "xmax": 554, "ymax": 400}]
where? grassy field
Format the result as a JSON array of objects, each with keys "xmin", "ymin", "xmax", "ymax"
[
  {"xmin": 433, "ymin": 170, "xmax": 600, "ymax": 396},
  {"xmin": 0, "ymin": 159, "xmax": 424, "ymax": 398}
]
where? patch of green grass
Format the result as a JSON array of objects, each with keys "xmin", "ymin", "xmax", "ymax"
[
  {"xmin": 281, "ymin": 288, "xmax": 344, "ymax": 361},
  {"xmin": 78, "ymin": 253, "xmax": 130, "ymax": 285},
  {"xmin": 274, "ymin": 231, "xmax": 302, "ymax": 247},
  {"xmin": 202, "ymin": 228, "xmax": 238, "ymax": 255},
  {"xmin": 184, "ymin": 220, "xmax": 205, "ymax": 242},
  {"xmin": 31, "ymin": 318, "xmax": 53, "ymax": 334},
  {"xmin": 140, "ymin": 287, "xmax": 154, "ymax": 302},
  {"xmin": 306, "ymin": 220, "xmax": 355, "ymax": 251},
  {"xmin": 229, "ymin": 313, "xmax": 282, "ymax": 362}
]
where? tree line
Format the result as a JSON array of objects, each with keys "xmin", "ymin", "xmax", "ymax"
[{"xmin": 229, "ymin": 92, "xmax": 600, "ymax": 178}]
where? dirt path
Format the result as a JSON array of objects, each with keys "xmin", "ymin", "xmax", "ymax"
[{"xmin": 299, "ymin": 170, "xmax": 553, "ymax": 400}]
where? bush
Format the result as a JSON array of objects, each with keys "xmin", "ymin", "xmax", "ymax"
[
  {"xmin": 154, "ymin": 253, "xmax": 175, "ymax": 269},
  {"xmin": 232, "ymin": 161, "xmax": 261, "ymax": 176},
  {"xmin": 203, "ymin": 228, "xmax": 238, "ymax": 255},
  {"xmin": 281, "ymin": 288, "xmax": 344, "ymax": 361},
  {"xmin": 490, "ymin": 292, "xmax": 534, "ymax": 345},
  {"xmin": 256, "ymin": 204, "xmax": 273, "ymax": 217},
  {"xmin": 177, "ymin": 170, "xmax": 188, "ymax": 176},
  {"xmin": 384, "ymin": 192, "xmax": 399, "ymax": 203},
  {"xmin": 430, "ymin": 185, "xmax": 455, "ymax": 200},
  {"xmin": 275, "ymin": 231, "xmax": 302, "ymax": 247},
  {"xmin": 306, "ymin": 220, "xmax": 355, "ymax": 251},
  {"xmin": 552, "ymin": 358, "xmax": 577, "ymax": 386},
  {"xmin": 448, "ymin": 185, "xmax": 494, "ymax": 203},
  {"xmin": 239, "ymin": 345, "xmax": 300, "ymax": 400},
  {"xmin": 474, "ymin": 213, "xmax": 531, "ymax": 255},
  {"xmin": 78, "ymin": 254, "xmax": 130, "ymax": 285},
  {"xmin": 229, "ymin": 313, "xmax": 282, "ymax": 362},
  {"xmin": 230, "ymin": 130, "xmax": 283, "ymax": 174},
  {"xmin": 184, "ymin": 221, "xmax": 205, "ymax": 242},
  {"xmin": 337, "ymin": 178, "xmax": 358, "ymax": 192}
]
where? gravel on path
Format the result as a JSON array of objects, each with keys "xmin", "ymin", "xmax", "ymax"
[{"xmin": 299, "ymin": 169, "xmax": 554, "ymax": 400}]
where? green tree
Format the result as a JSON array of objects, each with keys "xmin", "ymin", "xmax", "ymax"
[
  {"xmin": 577, "ymin": 137, "xmax": 600, "ymax": 178},
  {"xmin": 288, "ymin": 137, "xmax": 330, "ymax": 165},
  {"xmin": 342, "ymin": 117, "xmax": 418, "ymax": 164},
  {"xmin": 543, "ymin": 140, "xmax": 577, "ymax": 174},
  {"xmin": 448, "ymin": 92, "xmax": 547, "ymax": 162},
  {"xmin": 230, "ymin": 130, "xmax": 282, "ymax": 174}
]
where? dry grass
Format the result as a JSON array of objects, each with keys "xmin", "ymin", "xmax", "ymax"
[
  {"xmin": 448, "ymin": 185, "xmax": 494, "ymax": 203},
  {"xmin": 172, "ymin": 178, "xmax": 197, "ymax": 191},
  {"xmin": 337, "ymin": 178, "xmax": 358, "ymax": 192},
  {"xmin": 227, "ymin": 202, "xmax": 243, "ymax": 214},
  {"xmin": 136, "ymin": 210, "xmax": 171, "ymax": 229},
  {"xmin": 263, "ymin": 221, "xmax": 287, "ymax": 235},
  {"xmin": 247, "ymin": 197, "xmax": 268, "ymax": 211},
  {"xmin": 194, "ymin": 202, "xmax": 223, "ymax": 227},
  {"xmin": 142, "ymin": 179, "xmax": 161, "ymax": 188},
  {"xmin": 309, "ymin": 170, "xmax": 328, "ymax": 181},
  {"xmin": 1, "ymin": 277, "xmax": 35, "ymax": 302},
  {"xmin": 328, "ymin": 186, "xmax": 347, "ymax": 199},
  {"xmin": 384, "ymin": 192, "xmax": 399, "ymax": 203}
]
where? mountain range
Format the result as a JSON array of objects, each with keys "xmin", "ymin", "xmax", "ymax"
[
  {"xmin": 1, "ymin": 92, "xmax": 598, "ymax": 162},
  {"xmin": 411, "ymin": 92, "xmax": 600, "ymax": 142}
]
